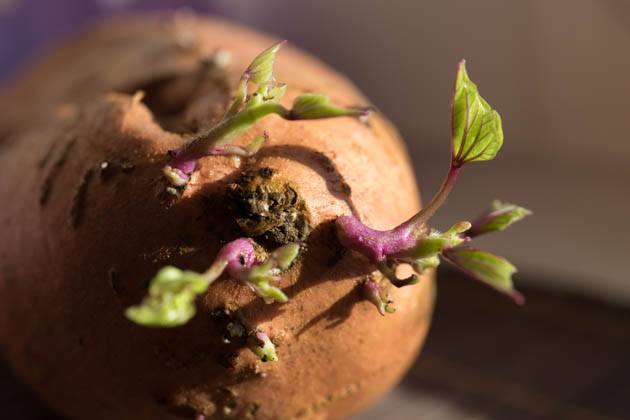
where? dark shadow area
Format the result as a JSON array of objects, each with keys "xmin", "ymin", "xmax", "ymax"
[
  {"xmin": 234, "ymin": 219, "xmax": 374, "ymax": 325},
  {"xmin": 297, "ymin": 284, "xmax": 361, "ymax": 336},
  {"xmin": 122, "ymin": 63, "xmax": 233, "ymax": 135},
  {"xmin": 0, "ymin": 361, "xmax": 60, "ymax": 419}
]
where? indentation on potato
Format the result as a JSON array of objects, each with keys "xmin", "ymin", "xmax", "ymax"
[
  {"xmin": 227, "ymin": 167, "xmax": 311, "ymax": 245},
  {"xmin": 39, "ymin": 137, "xmax": 77, "ymax": 206},
  {"xmin": 70, "ymin": 167, "xmax": 95, "ymax": 228},
  {"xmin": 37, "ymin": 139, "xmax": 60, "ymax": 172},
  {"xmin": 124, "ymin": 57, "xmax": 233, "ymax": 135}
]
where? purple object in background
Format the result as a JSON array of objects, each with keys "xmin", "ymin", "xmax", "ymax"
[{"xmin": 0, "ymin": 0, "xmax": 216, "ymax": 83}]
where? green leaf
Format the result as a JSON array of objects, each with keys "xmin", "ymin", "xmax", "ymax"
[
  {"xmin": 209, "ymin": 133, "xmax": 268, "ymax": 157},
  {"xmin": 223, "ymin": 75, "xmax": 249, "ymax": 119},
  {"xmin": 451, "ymin": 60, "xmax": 504, "ymax": 165},
  {"xmin": 246, "ymin": 40, "xmax": 286, "ymax": 87},
  {"xmin": 253, "ymin": 282, "xmax": 289, "ymax": 303},
  {"xmin": 252, "ymin": 332, "xmax": 278, "ymax": 362},
  {"xmin": 469, "ymin": 200, "xmax": 532, "ymax": 237},
  {"xmin": 162, "ymin": 166, "xmax": 189, "ymax": 187},
  {"xmin": 241, "ymin": 242, "xmax": 298, "ymax": 303},
  {"xmin": 266, "ymin": 83, "xmax": 287, "ymax": 102},
  {"xmin": 149, "ymin": 266, "xmax": 207, "ymax": 295},
  {"xmin": 405, "ymin": 222, "xmax": 470, "ymax": 260},
  {"xmin": 270, "ymin": 243, "xmax": 300, "ymax": 270},
  {"xmin": 412, "ymin": 255, "xmax": 441, "ymax": 273},
  {"xmin": 443, "ymin": 248, "xmax": 524, "ymax": 304},
  {"xmin": 125, "ymin": 290, "xmax": 197, "ymax": 327},
  {"xmin": 290, "ymin": 94, "xmax": 367, "ymax": 120},
  {"xmin": 246, "ymin": 261, "xmax": 288, "ymax": 303},
  {"xmin": 444, "ymin": 221, "xmax": 472, "ymax": 236},
  {"xmin": 244, "ymin": 133, "xmax": 268, "ymax": 156},
  {"xmin": 126, "ymin": 266, "xmax": 208, "ymax": 327}
]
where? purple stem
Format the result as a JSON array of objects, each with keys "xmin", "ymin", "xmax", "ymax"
[
  {"xmin": 336, "ymin": 216, "xmax": 416, "ymax": 262},
  {"xmin": 363, "ymin": 279, "xmax": 386, "ymax": 315},
  {"xmin": 336, "ymin": 164, "xmax": 461, "ymax": 263},
  {"xmin": 167, "ymin": 103, "xmax": 289, "ymax": 181},
  {"xmin": 255, "ymin": 330, "xmax": 271, "ymax": 344},
  {"xmin": 169, "ymin": 149, "xmax": 197, "ymax": 176},
  {"xmin": 215, "ymin": 238, "xmax": 257, "ymax": 278},
  {"xmin": 401, "ymin": 164, "xmax": 461, "ymax": 228}
]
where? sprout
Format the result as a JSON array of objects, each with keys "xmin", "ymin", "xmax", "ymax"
[
  {"xmin": 363, "ymin": 278, "xmax": 395, "ymax": 316},
  {"xmin": 250, "ymin": 331, "xmax": 278, "ymax": 362},
  {"xmin": 126, "ymin": 239, "xmax": 300, "ymax": 327},
  {"xmin": 468, "ymin": 200, "xmax": 532, "ymax": 237},
  {"xmin": 165, "ymin": 41, "xmax": 369, "ymax": 187},
  {"xmin": 336, "ymin": 61, "xmax": 530, "ymax": 303},
  {"xmin": 442, "ymin": 248, "xmax": 525, "ymax": 305}
]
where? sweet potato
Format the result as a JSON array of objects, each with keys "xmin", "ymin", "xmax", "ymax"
[{"xmin": 0, "ymin": 15, "xmax": 433, "ymax": 419}]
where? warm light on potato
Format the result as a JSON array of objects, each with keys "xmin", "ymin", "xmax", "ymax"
[{"xmin": 0, "ymin": 15, "xmax": 434, "ymax": 419}]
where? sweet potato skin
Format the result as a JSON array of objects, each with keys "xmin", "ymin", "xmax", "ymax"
[{"xmin": 0, "ymin": 15, "xmax": 434, "ymax": 419}]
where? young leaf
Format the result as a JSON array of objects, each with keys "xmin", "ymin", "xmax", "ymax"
[
  {"xmin": 401, "ymin": 221, "xmax": 470, "ymax": 260},
  {"xmin": 412, "ymin": 255, "xmax": 441, "ymax": 273},
  {"xmin": 443, "ymin": 248, "xmax": 524, "ymax": 305},
  {"xmin": 363, "ymin": 278, "xmax": 395, "ymax": 316},
  {"xmin": 266, "ymin": 83, "xmax": 287, "ymax": 102},
  {"xmin": 245, "ymin": 40, "xmax": 286, "ymax": 87},
  {"xmin": 290, "ymin": 93, "xmax": 368, "ymax": 120},
  {"xmin": 252, "ymin": 281, "xmax": 289, "ymax": 304},
  {"xmin": 468, "ymin": 200, "xmax": 532, "ymax": 237},
  {"xmin": 223, "ymin": 75, "xmax": 249, "ymax": 119},
  {"xmin": 270, "ymin": 243, "xmax": 300, "ymax": 270},
  {"xmin": 208, "ymin": 132, "xmax": 268, "ymax": 157},
  {"xmin": 164, "ymin": 45, "xmax": 370, "ymax": 186},
  {"xmin": 246, "ymin": 260, "xmax": 289, "ymax": 303},
  {"xmin": 125, "ymin": 266, "xmax": 207, "ymax": 327},
  {"xmin": 452, "ymin": 60, "xmax": 504, "ymax": 166},
  {"xmin": 149, "ymin": 266, "xmax": 208, "ymax": 294},
  {"xmin": 251, "ymin": 331, "xmax": 278, "ymax": 362},
  {"xmin": 162, "ymin": 165, "xmax": 190, "ymax": 187}
]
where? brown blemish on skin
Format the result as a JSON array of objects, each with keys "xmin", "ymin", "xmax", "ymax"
[
  {"xmin": 139, "ymin": 245, "xmax": 199, "ymax": 263},
  {"xmin": 316, "ymin": 152, "xmax": 354, "ymax": 207},
  {"xmin": 108, "ymin": 268, "xmax": 120, "ymax": 297},
  {"xmin": 37, "ymin": 140, "xmax": 60, "ymax": 171},
  {"xmin": 70, "ymin": 168, "xmax": 95, "ymax": 228},
  {"xmin": 244, "ymin": 402, "xmax": 260, "ymax": 419},
  {"xmin": 39, "ymin": 137, "xmax": 77, "ymax": 205},
  {"xmin": 227, "ymin": 167, "xmax": 311, "ymax": 245},
  {"xmin": 100, "ymin": 159, "xmax": 136, "ymax": 181}
]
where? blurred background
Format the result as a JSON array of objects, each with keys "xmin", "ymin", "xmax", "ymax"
[{"xmin": 1, "ymin": 1, "xmax": 629, "ymax": 419}]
